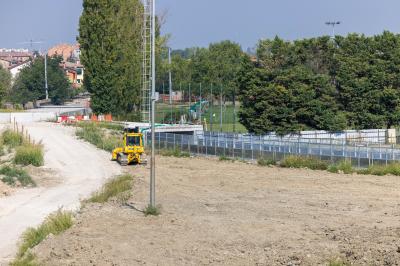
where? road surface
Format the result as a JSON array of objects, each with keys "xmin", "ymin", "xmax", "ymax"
[{"xmin": 0, "ymin": 123, "xmax": 121, "ymax": 264}]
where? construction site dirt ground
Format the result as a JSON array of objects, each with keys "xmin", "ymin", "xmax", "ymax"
[{"xmin": 33, "ymin": 156, "xmax": 400, "ymax": 265}]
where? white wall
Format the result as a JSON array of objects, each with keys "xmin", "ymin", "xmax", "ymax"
[{"xmin": 0, "ymin": 113, "xmax": 56, "ymax": 123}]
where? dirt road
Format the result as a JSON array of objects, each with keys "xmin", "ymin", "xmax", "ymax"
[
  {"xmin": 0, "ymin": 123, "xmax": 121, "ymax": 264},
  {"xmin": 33, "ymin": 156, "xmax": 400, "ymax": 265}
]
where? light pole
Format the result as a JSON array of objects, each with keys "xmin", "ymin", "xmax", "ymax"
[
  {"xmin": 325, "ymin": 21, "xmax": 341, "ymax": 39},
  {"xmin": 168, "ymin": 47, "xmax": 173, "ymax": 105},
  {"xmin": 150, "ymin": 0, "xmax": 156, "ymax": 208}
]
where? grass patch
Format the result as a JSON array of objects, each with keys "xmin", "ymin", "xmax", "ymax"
[
  {"xmin": 144, "ymin": 204, "xmax": 161, "ymax": 216},
  {"xmin": 89, "ymin": 174, "xmax": 133, "ymax": 203},
  {"xmin": 328, "ymin": 161, "xmax": 354, "ymax": 174},
  {"xmin": 219, "ymin": 155, "xmax": 234, "ymax": 161},
  {"xmin": 12, "ymin": 210, "xmax": 73, "ymax": 265},
  {"xmin": 0, "ymin": 165, "xmax": 35, "ymax": 187},
  {"xmin": 159, "ymin": 148, "xmax": 190, "ymax": 158},
  {"xmin": 356, "ymin": 163, "xmax": 400, "ymax": 176},
  {"xmin": 328, "ymin": 258, "xmax": 349, "ymax": 266},
  {"xmin": 14, "ymin": 144, "xmax": 44, "ymax": 167},
  {"xmin": 280, "ymin": 156, "xmax": 328, "ymax": 170},
  {"xmin": 76, "ymin": 123, "xmax": 123, "ymax": 152},
  {"xmin": 2, "ymin": 129, "xmax": 23, "ymax": 148},
  {"xmin": 258, "ymin": 157, "xmax": 277, "ymax": 166}
]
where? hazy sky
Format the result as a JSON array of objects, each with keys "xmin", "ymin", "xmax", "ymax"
[{"xmin": 1, "ymin": 0, "xmax": 400, "ymax": 50}]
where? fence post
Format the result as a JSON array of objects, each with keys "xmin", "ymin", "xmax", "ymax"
[
  {"xmin": 330, "ymin": 133, "xmax": 333, "ymax": 163},
  {"xmin": 261, "ymin": 136, "xmax": 264, "ymax": 159},
  {"xmin": 188, "ymin": 134, "xmax": 191, "ymax": 155},
  {"xmin": 392, "ymin": 144, "xmax": 395, "ymax": 161},
  {"xmin": 251, "ymin": 135, "xmax": 254, "ymax": 161}
]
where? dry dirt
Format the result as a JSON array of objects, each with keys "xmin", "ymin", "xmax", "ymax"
[{"xmin": 33, "ymin": 156, "xmax": 400, "ymax": 266}]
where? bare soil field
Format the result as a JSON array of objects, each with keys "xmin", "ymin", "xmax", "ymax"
[{"xmin": 33, "ymin": 156, "xmax": 400, "ymax": 265}]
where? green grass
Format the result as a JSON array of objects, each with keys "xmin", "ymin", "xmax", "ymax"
[
  {"xmin": 328, "ymin": 161, "xmax": 354, "ymax": 174},
  {"xmin": 89, "ymin": 174, "xmax": 133, "ymax": 203},
  {"xmin": 328, "ymin": 258, "xmax": 349, "ymax": 266},
  {"xmin": 76, "ymin": 123, "xmax": 123, "ymax": 152},
  {"xmin": 218, "ymin": 155, "xmax": 235, "ymax": 162},
  {"xmin": 144, "ymin": 204, "xmax": 161, "ymax": 216},
  {"xmin": 0, "ymin": 165, "xmax": 35, "ymax": 187},
  {"xmin": 280, "ymin": 156, "xmax": 328, "ymax": 170},
  {"xmin": 2, "ymin": 129, "xmax": 24, "ymax": 148},
  {"xmin": 159, "ymin": 148, "xmax": 190, "ymax": 158},
  {"xmin": 257, "ymin": 157, "xmax": 277, "ymax": 166},
  {"xmin": 356, "ymin": 163, "xmax": 400, "ymax": 176},
  {"xmin": 14, "ymin": 144, "xmax": 44, "ymax": 167},
  {"xmin": 12, "ymin": 210, "xmax": 73, "ymax": 265}
]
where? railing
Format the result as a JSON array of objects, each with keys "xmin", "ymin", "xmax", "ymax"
[{"xmin": 148, "ymin": 131, "xmax": 400, "ymax": 168}]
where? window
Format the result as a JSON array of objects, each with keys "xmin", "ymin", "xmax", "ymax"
[{"xmin": 126, "ymin": 136, "xmax": 140, "ymax": 146}]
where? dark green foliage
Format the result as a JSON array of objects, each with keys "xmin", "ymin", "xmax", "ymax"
[
  {"xmin": 238, "ymin": 32, "xmax": 400, "ymax": 134},
  {"xmin": 0, "ymin": 65, "xmax": 11, "ymax": 102},
  {"xmin": 10, "ymin": 56, "xmax": 71, "ymax": 105},
  {"xmin": 280, "ymin": 156, "xmax": 328, "ymax": 170},
  {"xmin": 79, "ymin": 0, "xmax": 143, "ymax": 116}
]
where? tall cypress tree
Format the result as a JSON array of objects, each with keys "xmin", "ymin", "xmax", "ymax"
[{"xmin": 79, "ymin": 0, "xmax": 143, "ymax": 115}]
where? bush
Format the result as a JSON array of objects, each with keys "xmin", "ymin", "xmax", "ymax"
[
  {"xmin": 14, "ymin": 144, "xmax": 44, "ymax": 167},
  {"xmin": 328, "ymin": 161, "xmax": 354, "ymax": 174},
  {"xmin": 13, "ymin": 210, "xmax": 73, "ymax": 265},
  {"xmin": 89, "ymin": 174, "xmax": 133, "ymax": 203},
  {"xmin": 280, "ymin": 156, "xmax": 328, "ymax": 170},
  {"xmin": 76, "ymin": 123, "xmax": 123, "ymax": 152},
  {"xmin": 357, "ymin": 163, "xmax": 400, "ymax": 176},
  {"xmin": 258, "ymin": 157, "xmax": 277, "ymax": 166},
  {"xmin": 0, "ymin": 165, "xmax": 35, "ymax": 187},
  {"xmin": 2, "ymin": 130, "xmax": 23, "ymax": 148},
  {"xmin": 219, "ymin": 155, "xmax": 234, "ymax": 161},
  {"xmin": 159, "ymin": 148, "xmax": 190, "ymax": 158},
  {"xmin": 144, "ymin": 204, "xmax": 161, "ymax": 216}
]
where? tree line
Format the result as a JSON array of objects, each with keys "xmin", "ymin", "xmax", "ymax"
[{"xmin": 239, "ymin": 32, "xmax": 400, "ymax": 134}]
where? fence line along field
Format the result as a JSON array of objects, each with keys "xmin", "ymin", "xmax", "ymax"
[{"xmin": 32, "ymin": 155, "xmax": 400, "ymax": 265}]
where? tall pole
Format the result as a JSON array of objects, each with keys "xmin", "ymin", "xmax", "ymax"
[
  {"xmin": 210, "ymin": 84, "xmax": 213, "ymax": 132},
  {"xmin": 188, "ymin": 83, "xmax": 191, "ymax": 123},
  {"xmin": 150, "ymin": 0, "xmax": 156, "ymax": 207},
  {"xmin": 199, "ymin": 83, "xmax": 202, "ymax": 125},
  {"xmin": 45, "ymin": 52, "xmax": 48, "ymax": 100},
  {"xmin": 325, "ymin": 21, "xmax": 341, "ymax": 39},
  {"xmin": 220, "ymin": 86, "xmax": 223, "ymax": 132},
  {"xmin": 168, "ymin": 47, "xmax": 173, "ymax": 105}
]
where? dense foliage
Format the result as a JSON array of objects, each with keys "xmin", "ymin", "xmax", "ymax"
[
  {"xmin": 0, "ymin": 65, "xmax": 11, "ymax": 103},
  {"xmin": 10, "ymin": 56, "xmax": 71, "ymax": 105},
  {"xmin": 79, "ymin": 0, "xmax": 143, "ymax": 115},
  {"xmin": 238, "ymin": 32, "xmax": 400, "ymax": 134}
]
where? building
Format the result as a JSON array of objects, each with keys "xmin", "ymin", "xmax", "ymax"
[
  {"xmin": 48, "ymin": 43, "xmax": 84, "ymax": 88},
  {"xmin": 0, "ymin": 49, "xmax": 32, "ymax": 69},
  {"xmin": 9, "ymin": 61, "xmax": 31, "ymax": 79}
]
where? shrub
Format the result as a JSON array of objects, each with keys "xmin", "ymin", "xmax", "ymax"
[
  {"xmin": 328, "ymin": 161, "xmax": 354, "ymax": 174},
  {"xmin": 280, "ymin": 156, "xmax": 328, "ymax": 170},
  {"xmin": 14, "ymin": 144, "xmax": 44, "ymax": 167},
  {"xmin": 76, "ymin": 123, "xmax": 122, "ymax": 152},
  {"xmin": 2, "ymin": 130, "xmax": 23, "ymax": 148},
  {"xmin": 160, "ymin": 148, "xmax": 190, "ymax": 158},
  {"xmin": 89, "ymin": 174, "xmax": 133, "ymax": 203},
  {"xmin": 0, "ymin": 165, "xmax": 35, "ymax": 187},
  {"xmin": 258, "ymin": 157, "xmax": 277, "ymax": 166},
  {"xmin": 13, "ymin": 210, "xmax": 73, "ymax": 265},
  {"xmin": 357, "ymin": 163, "xmax": 400, "ymax": 176},
  {"xmin": 144, "ymin": 204, "xmax": 161, "ymax": 216},
  {"xmin": 219, "ymin": 155, "xmax": 234, "ymax": 161}
]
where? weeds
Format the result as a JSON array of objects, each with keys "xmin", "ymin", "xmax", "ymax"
[
  {"xmin": 144, "ymin": 204, "xmax": 161, "ymax": 216},
  {"xmin": 257, "ymin": 157, "xmax": 277, "ymax": 166},
  {"xmin": 2, "ymin": 130, "xmax": 23, "ymax": 148},
  {"xmin": 89, "ymin": 174, "xmax": 133, "ymax": 203},
  {"xmin": 219, "ymin": 155, "xmax": 234, "ymax": 162},
  {"xmin": 14, "ymin": 144, "xmax": 44, "ymax": 167},
  {"xmin": 328, "ymin": 161, "xmax": 354, "ymax": 174},
  {"xmin": 76, "ymin": 123, "xmax": 123, "ymax": 152},
  {"xmin": 159, "ymin": 148, "xmax": 190, "ymax": 158},
  {"xmin": 0, "ymin": 165, "xmax": 35, "ymax": 187},
  {"xmin": 328, "ymin": 258, "xmax": 349, "ymax": 266},
  {"xmin": 280, "ymin": 156, "xmax": 328, "ymax": 170},
  {"xmin": 12, "ymin": 210, "xmax": 73, "ymax": 265},
  {"xmin": 357, "ymin": 163, "xmax": 400, "ymax": 176}
]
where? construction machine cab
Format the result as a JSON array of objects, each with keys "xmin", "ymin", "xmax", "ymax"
[{"xmin": 112, "ymin": 126, "xmax": 146, "ymax": 166}]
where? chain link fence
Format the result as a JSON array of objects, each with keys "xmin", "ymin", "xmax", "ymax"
[{"xmin": 148, "ymin": 130, "xmax": 400, "ymax": 168}]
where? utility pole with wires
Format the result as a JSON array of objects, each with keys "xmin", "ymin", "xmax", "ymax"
[
  {"xmin": 325, "ymin": 21, "xmax": 341, "ymax": 39},
  {"xmin": 149, "ymin": 0, "xmax": 156, "ymax": 208}
]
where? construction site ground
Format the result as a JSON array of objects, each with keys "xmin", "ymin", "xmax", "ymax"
[{"xmin": 33, "ymin": 155, "xmax": 400, "ymax": 265}]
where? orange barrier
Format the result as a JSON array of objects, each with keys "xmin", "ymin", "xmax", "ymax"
[
  {"xmin": 105, "ymin": 114, "xmax": 113, "ymax": 122},
  {"xmin": 91, "ymin": 114, "xmax": 98, "ymax": 121}
]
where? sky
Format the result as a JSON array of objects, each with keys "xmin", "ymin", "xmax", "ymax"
[{"xmin": 1, "ymin": 0, "xmax": 400, "ymax": 50}]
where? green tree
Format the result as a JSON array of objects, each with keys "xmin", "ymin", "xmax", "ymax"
[
  {"xmin": 79, "ymin": 0, "xmax": 143, "ymax": 116},
  {"xmin": 10, "ymin": 56, "xmax": 70, "ymax": 105},
  {"xmin": 0, "ymin": 65, "xmax": 11, "ymax": 102}
]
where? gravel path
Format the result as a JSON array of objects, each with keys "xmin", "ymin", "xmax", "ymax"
[{"xmin": 0, "ymin": 123, "xmax": 121, "ymax": 264}]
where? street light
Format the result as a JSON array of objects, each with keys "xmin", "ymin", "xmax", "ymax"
[
  {"xmin": 150, "ymin": 0, "xmax": 156, "ymax": 208},
  {"xmin": 325, "ymin": 21, "xmax": 341, "ymax": 39}
]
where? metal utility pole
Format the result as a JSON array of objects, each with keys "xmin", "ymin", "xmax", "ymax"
[
  {"xmin": 210, "ymin": 84, "xmax": 213, "ymax": 132},
  {"xmin": 188, "ymin": 83, "xmax": 191, "ymax": 122},
  {"xmin": 168, "ymin": 47, "xmax": 173, "ymax": 105},
  {"xmin": 44, "ymin": 53, "xmax": 48, "ymax": 100},
  {"xmin": 150, "ymin": 0, "xmax": 156, "ymax": 208},
  {"xmin": 199, "ymin": 83, "xmax": 202, "ymax": 125},
  {"xmin": 220, "ymin": 87, "xmax": 223, "ymax": 132},
  {"xmin": 325, "ymin": 21, "xmax": 341, "ymax": 39}
]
